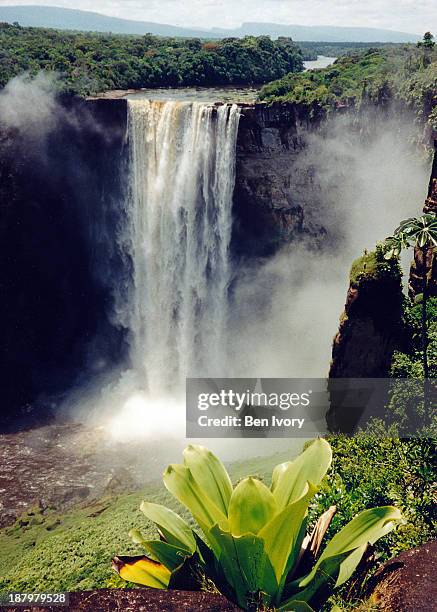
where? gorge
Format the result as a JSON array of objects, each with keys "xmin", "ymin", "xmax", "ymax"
[{"xmin": 0, "ymin": 90, "xmax": 432, "ymax": 429}]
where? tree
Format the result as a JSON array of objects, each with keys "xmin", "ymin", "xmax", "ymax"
[
  {"xmin": 384, "ymin": 213, "xmax": 437, "ymax": 378},
  {"xmin": 417, "ymin": 32, "xmax": 435, "ymax": 49}
]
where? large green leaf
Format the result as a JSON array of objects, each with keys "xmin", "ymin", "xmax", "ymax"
[
  {"xmin": 299, "ymin": 506, "xmax": 403, "ymax": 589},
  {"xmin": 163, "ymin": 463, "xmax": 228, "ymax": 530},
  {"xmin": 140, "ymin": 502, "xmax": 196, "ymax": 552},
  {"xmin": 183, "ymin": 445, "xmax": 233, "ymax": 515},
  {"xmin": 271, "ymin": 461, "xmax": 292, "ymax": 492},
  {"xmin": 259, "ymin": 482, "xmax": 316, "ymax": 586},
  {"xmin": 209, "ymin": 524, "xmax": 278, "ymax": 608},
  {"xmin": 228, "ymin": 476, "xmax": 277, "ymax": 536},
  {"xmin": 112, "ymin": 555, "xmax": 171, "ymax": 588},
  {"xmin": 273, "ymin": 439, "xmax": 332, "ymax": 509},
  {"xmin": 140, "ymin": 538, "xmax": 190, "ymax": 571}
]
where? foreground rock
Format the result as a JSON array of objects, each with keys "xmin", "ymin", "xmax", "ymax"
[
  {"xmin": 365, "ymin": 540, "xmax": 437, "ymax": 611},
  {"xmin": 3, "ymin": 588, "xmax": 240, "ymax": 611}
]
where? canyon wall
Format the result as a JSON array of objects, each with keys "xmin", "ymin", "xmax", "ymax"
[
  {"xmin": 234, "ymin": 103, "xmax": 326, "ymax": 255},
  {"xmin": 330, "ymin": 138, "xmax": 437, "ymax": 379},
  {"xmin": 0, "ymin": 98, "xmax": 127, "ymax": 427},
  {"xmin": 1, "ymin": 97, "xmax": 329, "ymax": 426},
  {"xmin": 0, "ymin": 95, "xmax": 431, "ymax": 427}
]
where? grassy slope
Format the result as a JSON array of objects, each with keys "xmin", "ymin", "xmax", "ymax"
[
  {"xmin": 1, "ymin": 436, "xmax": 434, "ymax": 595},
  {"xmin": 0, "ymin": 450, "xmax": 293, "ymax": 592}
]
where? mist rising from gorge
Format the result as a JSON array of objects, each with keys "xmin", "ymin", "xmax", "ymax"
[
  {"xmin": 0, "ymin": 75, "xmax": 431, "ymax": 457},
  {"xmin": 228, "ymin": 110, "xmax": 430, "ymax": 379}
]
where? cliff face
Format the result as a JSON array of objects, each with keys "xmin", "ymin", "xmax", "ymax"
[
  {"xmin": 1, "ymin": 98, "xmax": 330, "ymax": 425},
  {"xmin": 234, "ymin": 103, "xmax": 326, "ymax": 255},
  {"xmin": 329, "ymin": 248, "xmax": 404, "ymax": 378},
  {"xmin": 330, "ymin": 142, "xmax": 437, "ymax": 379},
  {"xmin": 0, "ymin": 98, "xmax": 128, "ymax": 427},
  {"xmin": 0, "ymin": 96, "xmax": 431, "ymax": 426}
]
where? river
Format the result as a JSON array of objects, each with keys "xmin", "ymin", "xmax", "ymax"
[{"xmin": 304, "ymin": 55, "xmax": 337, "ymax": 70}]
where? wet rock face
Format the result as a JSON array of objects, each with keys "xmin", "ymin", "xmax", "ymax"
[
  {"xmin": 329, "ymin": 249, "xmax": 404, "ymax": 378},
  {"xmin": 234, "ymin": 103, "xmax": 326, "ymax": 256}
]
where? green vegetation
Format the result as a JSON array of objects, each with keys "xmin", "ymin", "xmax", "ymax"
[
  {"xmin": 0, "ymin": 24, "xmax": 303, "ymax": 95},
  {"xmin": 0, "ymin": 438, "xmax": 433, "ymax": 610},
  {"xmin": 316, "ymin": 435, "xmax": 436, "ymax": 609},
  {"xmin": 384, "ymin": 213, "xmax": 437, "ymax": 377},
  {"xmin": 259, "ymin": 44, "xmax": 437, "ymax": 124},
  {"xmin": 0, "ymin": 451, "xmax": 294, "ymax": 593},
  {"xmin": 299, "ymin": 41, "xmax": 405, "ymax": 61},
  {"xmin": 114, "ymin": 441, "xmax": 402, "ymax": 611},
  {"xmin": 417, "ymin": 32, "xmax": 435, "ymax": 50},
  {"xmin": 391, "ymin": 297, "xmax": 437, "ymax": 379},
  {"xmin": 349, "ymin": 244, "xmax": 401, "ymax": 288}
]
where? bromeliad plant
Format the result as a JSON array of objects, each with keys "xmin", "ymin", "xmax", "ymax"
[{"xmin": 113, "ymin": 440, "xmax": 403, "ymax": 610}]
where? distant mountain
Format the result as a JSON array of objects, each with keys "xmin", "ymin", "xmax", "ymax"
[
  {"xmin": 0, "ymin": 5, "xmax": 213, "ymax": 37},
  {"xmin": 0, "ymin": 5, "xmax": 421, "ymax": 42},
  {"xmin": 212, "ymin": 22, "xmax": 421, "ymax": 43}
]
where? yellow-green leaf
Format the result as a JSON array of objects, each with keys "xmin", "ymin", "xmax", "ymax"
[
  {"xmin": 259, "ymin": 482, "xmax": 316, "ymax": 583},
  {"xmin": 271, "ymin": 461, "xmax": 292, "ymax": 492},
  {"xmin": 273, "ymin": 439, "xmax": 332, "ymax": 509},
  {"xmin": 163, "ymin": 463, "xmax": 228, "ymax": 530},
  {"xmin": 299, "ymin": 506, "xmax": 403, "ymax": 588},
  {"xmin": 141, "ymin": 539, "xmax": 190, "ymax": 571},
  {"xmin": 140, "ymin": 502, "xmax": 196, "ymax": 552},
  {"xmin": 112, "ymin": 555, "xmax": 170, "ymax": 588},
  {"xmin": 209, "ymin": 524, "xmax": 278, "ymax": 608},
  {"xmin": 183, "ymin": 444, "xmax": 233, "ymax": 515},
  {"xmin": 229, "ymin": 476, "xmax": 277, "ymax": 536}
]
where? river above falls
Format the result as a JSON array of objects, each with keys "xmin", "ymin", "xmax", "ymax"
[
  {"xmin": 124, "ymin": 85, "xmax": 260, "ymax": 103},
  {"xmin": 304, "ymin": 55, "xmax": 337, "ymax": 70},
  {"xmin": 96, "ymin": 57, "xmax": 336, "ymax": 103}
]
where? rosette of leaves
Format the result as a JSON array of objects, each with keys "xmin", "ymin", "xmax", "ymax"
[{"xmin": 113, "ymin": 440, "xmax": 403, "ymax": 610}]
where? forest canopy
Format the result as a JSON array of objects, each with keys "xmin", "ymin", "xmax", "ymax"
[
  {"xmin": 259, "ymin": 44, "xmax": 437, "ymax": 126},
  {"xmin": 0, "ymin": 23, "xmax": 304, "ymax": 95}
]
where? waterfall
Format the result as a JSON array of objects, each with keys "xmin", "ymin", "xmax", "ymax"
[{"xmin": 125, "ymin": 99, "xmax": 240, "ymax": 395}]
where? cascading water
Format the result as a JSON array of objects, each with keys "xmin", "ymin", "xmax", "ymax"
[{"xmin": 125, "ymin": 99, "xmax": 240, "ymax": 396}]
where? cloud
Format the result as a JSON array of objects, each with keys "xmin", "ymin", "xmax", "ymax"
[{"xmin": 0, "ymin": 0, "xmax": 435, "ymax": 32}]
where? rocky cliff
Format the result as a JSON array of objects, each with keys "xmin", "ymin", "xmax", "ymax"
[
  {"xmin": 0, "ymin": 97, "xmax": 330, "ymax": 426},
  {"xmin": 330, "ymin": 141, "xmax": 437, "ymax": 379},
  {"xmin": 0, "ymin": 95, "xmax": 431, "ymax": 427},
  {"xmin": 0, "ymin": 97, "xmax": 128, "ymax": 428},
  {"xmin": 233, "ymin": 103, "xmax": 326, "ymax": 255},
  {"xmin": 329, "ymin": 246, "xmax": 404, "ymax": 378}
]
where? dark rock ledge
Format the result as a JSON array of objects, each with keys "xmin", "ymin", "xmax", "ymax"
[
  {"xmin": 3, "ymin": 588, "xmax": 240, "ymax": 611},
  {"xmin": 364, "ymin": 540, "xmax": 437, "ymax": 612}
]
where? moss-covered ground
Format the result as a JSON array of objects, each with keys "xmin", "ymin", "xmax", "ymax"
[{"xmin": 0, "ymin": 450, "xmax": 293, "ymax": 592}]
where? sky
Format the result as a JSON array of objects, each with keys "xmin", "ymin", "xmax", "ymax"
[{"xmin": 0, "ymin": 0, "xmax": 435, "ymax": 33}]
